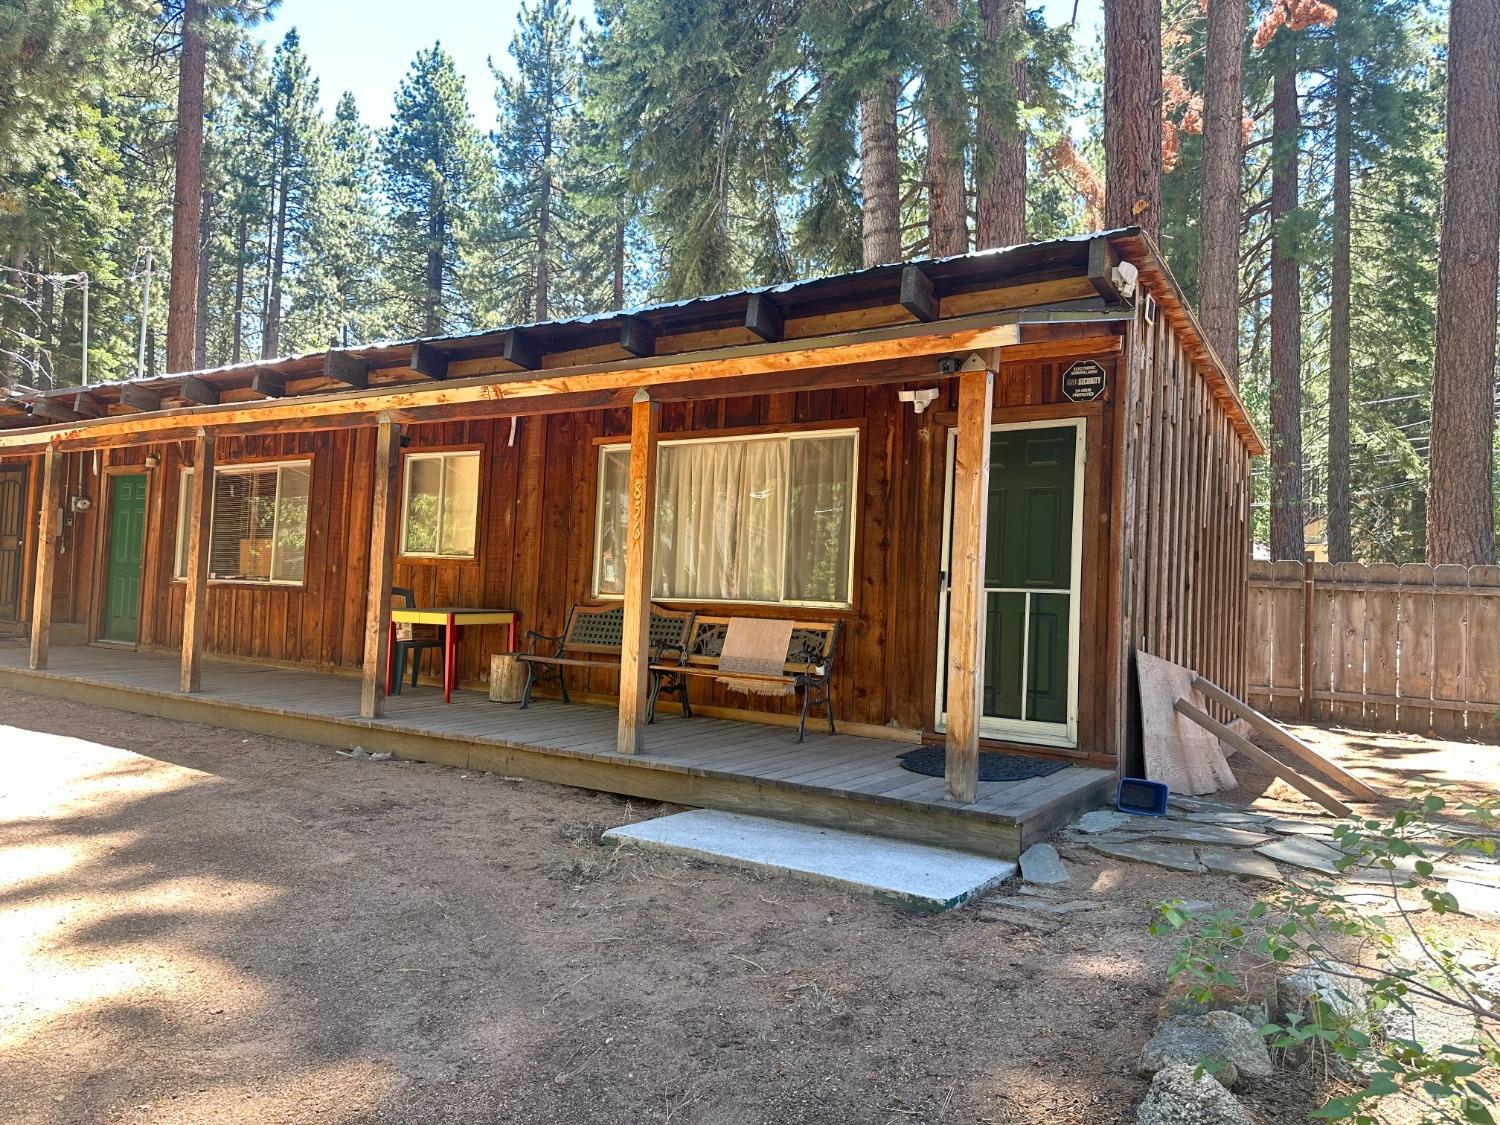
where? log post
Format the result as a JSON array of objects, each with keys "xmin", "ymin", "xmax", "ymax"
[
  {"xmin": 28, "ymin": 444, "xmax": 61, "ymax": 670},
  {"xmin": 944, "ymin": 360, "xmax": 995, "ymax": 804},
  {"xmin": 180, "ymin": 429, "xmax": 215, "ymax": 691},
  {"xmin": 360, "ymin": 417, "xmax": 402, "ymax": 718},
  {"xmin": 617, "ymin": 390, "xmax": 660, "ymax": 754}
]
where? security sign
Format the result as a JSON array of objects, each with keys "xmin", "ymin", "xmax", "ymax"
[{"xmin": 1062, "ymin": 359, "xmax": 1107, "ymax": 402}]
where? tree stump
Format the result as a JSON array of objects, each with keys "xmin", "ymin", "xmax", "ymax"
[{"xmin": 489, "ymin": 653, "xmax": 527, "ymax": 704}]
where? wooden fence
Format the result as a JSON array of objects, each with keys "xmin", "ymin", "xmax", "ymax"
[{"xmin": 1246, "ymin": 560, "xmax": 1500, "ymax": 740}]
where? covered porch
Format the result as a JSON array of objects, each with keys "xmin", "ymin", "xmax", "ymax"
[{"xmin": 0, "ymin": 642, "xmax": 1113, "ymax": 859}]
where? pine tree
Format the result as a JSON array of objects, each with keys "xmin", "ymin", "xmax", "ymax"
[
  {"xmin": 256, "ymin": 30, "xmax": 324, "ymax": 357},
  {"xmin": 922, "ymin": 0, "xmax": 967, "ymax": 256},
  {"xmin": 320, "ymin": 92, "xmax": 386, "ymax": 344},
  {"xmin": 1103, "ymin": 0, "xmax": 1162, "ymax": 237},
  {"xmin": 585, "ymin": 0, "xmax": 803, "ymax": 298},
  {"xmin": 1267, "ymin": 36, "xmax": 1304, "ymax": 561},
  {"xmin": 1427, "ymin": 0, "xmax": 1500, "ymax": 565},
  {"xmin": 1195, "ymin": 0, "xmax": 1245, "ymax": 377},
  {"xmin": 974, "ymin": 0, "xmax": 1027, "ymax": 248},
  {"xmin": 381, "ymin": 44, "xmax": 489, "ymax": 336},
  {"xmin": 481, "ymin": 0, "xmax": 607, "ymax": 324}
]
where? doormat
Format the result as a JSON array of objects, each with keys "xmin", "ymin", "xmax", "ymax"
[{"xmin": 897, "ymin": 747, "xmax": 1069, "ymax": 782}]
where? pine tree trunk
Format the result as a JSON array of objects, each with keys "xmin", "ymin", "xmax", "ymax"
[
  {"xmin": 1327, "ymin": 51, "xmax": 1353, "ymax": 564},
  {"xmin": 166, "ymin": 0, "xmax": 205, "ymax": 374},
  {"xmin": 424, "ymin": 193, "xmax": 445, "ymax": 335},
  {"xmin": 536, "ymin": 120, "xmax": 553, "ymax": 322},
  {"xmin": 262, "ymin": 128, "xmax": 291, "ymax": 360},
  {"xmin": 975, "ymin": 0, "xmax": 1027, "ymax": 249},
  {"xmin": 859, "ymin": 79, "xmax": 902, "ymax": 266},
  {"xmin": 231, "ymin": 207, "xmax": 247, "ymax": 365},
  {"xmin": 194, "ymin": 186, "xmax": 214, "ymax": 370},
  {"xmin": 1269, "ymin": 63, "xmax": 1304, "ymax": 561},
  {"xmin": 1103, "ymin": 0, "xmax": 1162, "ymax": 238},
  {"xmin": 925, "ymin": 0, "xmax": 968, "ymax": 256},
  {"xmin": 1428, "ymin": 0, "xmax": 1500, "ymax": 565},
  {"xmin": 39, "ymin": 271, "xmax": 54, "ymax": 389},
  {"xmin": 1194, "ymin": 0, "xmax": 1244, "ymax": 378},
  {"xmin": 612, "ymin": 214, "xmax": 626, "ymax": 311}
]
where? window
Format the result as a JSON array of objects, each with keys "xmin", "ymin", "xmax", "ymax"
[
  {"xmin": 401, "ymin": 451, "xmax": 480, "ymax": 558},
  {"xmin": 175, "ymin": 461, "xmax": 311, "ymax": 584},
  {"xmin": 593, "ymin": 429, "xmax": 858, "ymax": 607}
]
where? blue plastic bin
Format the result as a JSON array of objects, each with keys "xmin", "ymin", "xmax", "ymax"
[{"xmin": 1116, "ymin": 776, "xmax": 1170, "ymax": 817}]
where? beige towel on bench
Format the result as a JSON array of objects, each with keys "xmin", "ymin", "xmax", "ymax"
[{"xmin": 716, "ymin": 617, "xmax": 795, "ymax": 697}]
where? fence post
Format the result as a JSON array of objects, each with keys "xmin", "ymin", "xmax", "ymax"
[{"xmin": 1301, "ymin": 552, "xmax": 1315, "ymax": 722}]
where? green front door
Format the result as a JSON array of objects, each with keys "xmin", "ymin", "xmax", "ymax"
[
  {"xmin": 940, "ymin": 423, "xmax": 1079, "ymax": 742},
  {"xmin": 103, "ymin": 474, "xmax": 148, "ymax": 642}
]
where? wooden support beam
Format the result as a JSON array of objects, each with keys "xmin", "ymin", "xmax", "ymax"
[
  {"xmin": 179, "ymin": 376, "xmax": 220, "ymax": 405},
  {"xmin": 1086, "ymin": 236, "xmax": 1124, "ymax": 303},
  {"xmin": 360, "ymin": 417, "xmax": 401, "ymax": 718},
  {"xmin": 324, "ymin": 351, "xmax": 369, "ymax": 388},
  {"xmin": 179, "ymin": 430, "xmax": 214, "ymax": 692},
  {"xmin": 1189, "ymin": 673, "xmax": 1382, "ymax": 802},
  {"xmin": 250, "ymin": 370, "xmax": 287, "ymax": 398},
  {"xmin": 0, "ymin": 317, "xmax": 1021, "ymax": 453},
  {"xmin": 119, "ymin": 385, "xmax": 163, "ymax": 413},
  {"xmin": 745, "ymin": 294, "xmax": 784, "ymax": 342},
  {"xmin": 30, "ymin": 398, "xmax": 83, "ymax": 423},
  {"xmin": 28, "ymin": 445, "xmax": 61, "ymax": 670},
  {"xmin": 1173, "ymin": 698, "xmax": 1352, "ymax": 818},
  {"xmin": 998, "ymin": 335, "xmax": 1123, "ymax": 366},
  {"xmin": 943, "ymin": 361, "xmax": 994, "ymax": 804},
  {"xmin": 502, "ymin": 330, "xmax": 542, "ymax": 371},
  {"xmin": 619, "ymin": 316, "xmax": 656, "ymax": 358},
  {"xmin": 70, "ymin": 392, "xmax": 105, "ymax": 418},
  {"xmin": 617, "ymin": 391, "xmax": 660, "ymax": 755},
  {"xmin": 408, "ymin": 341, "xmax": 449, "ymax": 380},
  {"xmin": 900, "ymin": 266, "xmax": 939, "ymax": 322}
]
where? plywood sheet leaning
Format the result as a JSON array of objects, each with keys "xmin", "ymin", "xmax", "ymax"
[{"xmin": 1136, "ymin": 650, "xmax": 1237, "ymax": 795}]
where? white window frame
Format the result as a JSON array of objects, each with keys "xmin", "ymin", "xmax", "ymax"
[
  {"xmin": 933, "ymin": 417, "xmax": 1086, "ymax": 749},
  {"xmin": 399, "ymin": 450, "xmax": 481, "ymax": 559},
  {"xmin": 591, "ymin": 427, "xmax": 861, "ymax": 610},
  {"xmin": 173, "ymin": 459, "xmax": 312, "ymax": 587}
]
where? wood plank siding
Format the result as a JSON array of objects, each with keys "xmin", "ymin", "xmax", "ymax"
[
  {"xmin": 0, "ymin": 232, "xmax": 1260, "ymax": 775},
  {"xmin": 14, "ymin": 345, "xmax": 1147, "ymax": 758}
]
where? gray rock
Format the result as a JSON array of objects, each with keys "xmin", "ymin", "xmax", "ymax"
[
  {"xmin": 1077, "ymin": 809, "xmax": 1132, "ymax": 834},
  {"xmin": 1282, "ymin": 963, "xmax": 1370, "ymax": 1026},
  {"xmin": 1139, "ymin": 1012, "xmax": 1273, "ymax": 1090},
  {"xmin": 1447, "ymin": 878, "xmax": 1500, "ymax": 921},
  {"xmin": 369, "ymin": 751, "xmax": 394, "ymax": 762},
  {"xmin": 1090, "ymin": 839, "xmax": 1204, "ymax": 873},
  {"xmin": 1019, "ymin": 843, "xmax": 1070, "ymax": 885},
  {"xmin": 1255, "ymin": 836, "xmax": 1345, "ymax": 876},
  {"xmin": 1136, "ymin": 1062, "xmax": 1255, "ymax": 1125},
  {"xmin": 1199, "ymin": 847, "xmax": 1285, "ymax": 883},
  {"xmin": 1123, "ymin": 823, "xmax": 1274, "ymax": 847}
]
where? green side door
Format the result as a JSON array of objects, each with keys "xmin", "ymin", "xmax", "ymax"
[
  {"xmin": 103, "ymin": 474, "xmax": 148, "ymax": 643},
  {"xmin": 980, "ymin": 426, "xmax": 1077, "ymax": 728}
]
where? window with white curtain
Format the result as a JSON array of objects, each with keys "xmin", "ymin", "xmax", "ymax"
[
  {"xmin": 401, "ymin": 451, "xmax": 480, "ymax": 557},
  {"xmin": 593, "ymin": 429, "xmax": 858, "ymax": 607},
  {"xmin": 174, "ymin": 461, "xmax": 311, "ymax": 584}
]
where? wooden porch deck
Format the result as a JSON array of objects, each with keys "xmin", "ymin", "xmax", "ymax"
[{"xmin": 0, "ymin": 643, "xmax": 1113, "ymax": 858}]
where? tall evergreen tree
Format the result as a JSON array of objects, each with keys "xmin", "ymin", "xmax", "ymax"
[
  {"xmin": 1427, "ymin": 0, "xmax": 1500, "ymax": 565},
  {"xmin": 1266, "ymin": 35, "xmax": 1304, "ymax": 561},
  {"xmin": 974, "ymin": 0, "xmax": 1027, "ymax": 248},
  {"xmin": 320, "ymin": 91, "xmax": 385, "ymax": 344},
  {"xmin": 482, "ymin": 0, "xmax": 606, "ymax": 324},
  {"xmin": 381, "ymin": 44, "xmax": 489, "ymax": 335},
  {"xmin": 922, "ymin": 0, "xmax": 967, "ymax": 256},
  {"xmin": 1195, "ymin": 0, "xmax": 1245, "ymax": 378},
  {"xmin": 1103, "ymin": 0, "xmax": 1162, "ymax": 237}
]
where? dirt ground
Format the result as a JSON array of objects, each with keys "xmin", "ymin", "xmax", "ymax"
[{"xmin": 0, "ymin": 688, "xmax": 1493, "ymax": 1125}]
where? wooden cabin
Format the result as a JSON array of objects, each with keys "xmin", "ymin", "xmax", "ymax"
[{"xmin": 0, "ymin": 229, "xmax": 1263, "ymax": 858}]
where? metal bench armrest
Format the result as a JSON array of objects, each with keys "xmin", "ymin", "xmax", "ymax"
[{"xmin": 524, "ymin": 628, "xmax": 564, "ymax": 658}]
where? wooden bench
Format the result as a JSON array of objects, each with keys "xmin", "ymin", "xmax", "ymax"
[
  {"xmin": 517, "ymin": 602, "xmax": 694, "ymax": 710},
  {"xmin": 649, "ymin": 616, "xmax": 842, "ymax": 742}
]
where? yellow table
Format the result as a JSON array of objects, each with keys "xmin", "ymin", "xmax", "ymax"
[{"xmin": 388, "ymin": 607, "xmax": 518, "ymax": 703}]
